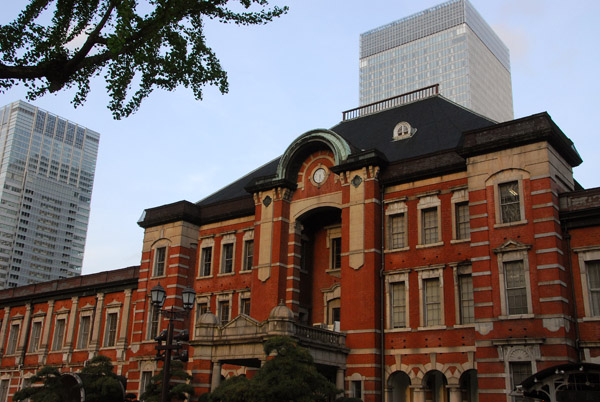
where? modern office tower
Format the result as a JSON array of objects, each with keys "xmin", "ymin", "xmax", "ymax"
[
  {"xmin": 0, "ymin": 100, "xmax": 100, "ymax": 288},
  {"xmin": 359, "ymin": 0, "xmax": 513, "ymax": 122}
]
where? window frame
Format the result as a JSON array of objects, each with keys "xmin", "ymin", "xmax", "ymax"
[
  {"xmin": 51, "ymin": 317, "xmax": 66, "ymax": 351},
  {"xmin": 103, "ymin": 311, "xmax": 119, "ymax": 348},
  {"xmin": 153, "ymin": 246, "xmax": 167, "ymax": 277},
  {"xmin": 6, "ymin": 322, "xmax": 20, "ymax": 355},
  {"xmin": 494, "ymin": 241, "xmax": 533, "ymax": 318},
  {"xmin": 147, "ymin": 303, "xmax": 161, "ymax": 341},
  {"xmin": 76, "ymin": 314, "xmax": 92, "ymax": 350},
  {"xmin": 386, "ymin": 201, "xmax": 408, "ymax": 251},
  {"xmin": 574, "ymin": 246, "xmax": 600, "ymax": 319},
  {"xmin": 28, "ymin": 320, "xmax": 43, "ymax": 353},
  {"xmin": 242, "ymin": 231, "xmax": 254, "ymax": 272},
  {"xmin": 239, "ymin": 291, "xmax": 251, "ymax": 316},
  {"xmin": 218, "ymin": 300, "xmax": 230, "ymax": 325},
  {"xmin": 218, "ymin": 234, "xmax": 236, "ymax": 276},
  {"xmin": 198, "ymin": 237, "xmax": 215, "ymax": 278},
  {"xmin": 453, "ymin": 264, "xmax": 474, "ymax": 325},
  {"xmin": 417, "ymin": 195, "xmax": 442, "ymax": 248},
  {"xmin": 326, "ymin": 226, "xmax": 342, "ymax": 271},
  {"xmin": 451, "ymin": 189, "xmax": 470, "ymax": 242},
  {"xmin": 417, "ymin": 265, "xmax": 445, "ymax": 329},
  {"xmin": 493, "ymin": 178, "xmax": 527, "ymax": 227}
]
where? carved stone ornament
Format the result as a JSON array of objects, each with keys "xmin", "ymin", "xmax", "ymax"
[
  {"xmin": 263, "ymin": 195, "xmax": 272, "ymax": 207},
  {"xmin": 352, "ymin": 175, "xmax": 362, "ymax": 188}
]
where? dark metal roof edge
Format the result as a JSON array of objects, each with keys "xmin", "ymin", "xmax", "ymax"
[{"xmin": 138, "ymin": 200, "xmax": 202, "ymax": 229}]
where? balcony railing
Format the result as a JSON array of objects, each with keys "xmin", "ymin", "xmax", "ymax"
[
  {"xmin": 342, "ymin": 84, "xmax": 439, "ymax": 121},
  {"xmin": 295, "ymin": 324, "xmax": 346, "ymax": 347}
]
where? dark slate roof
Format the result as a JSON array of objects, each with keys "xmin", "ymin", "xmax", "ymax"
[
  {"xmin": 330, "ymin": 95, "xmax": 494, "ymax": 162},
  {"xmin": 198, "ymin": 95, "xmax": 493, "ymax": 206}
]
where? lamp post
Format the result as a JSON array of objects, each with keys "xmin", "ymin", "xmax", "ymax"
[{"xmin": 150, "ymin": 284, "xmax": 196, "ymax": 402}]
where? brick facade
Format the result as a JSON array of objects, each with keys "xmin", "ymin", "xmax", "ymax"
[{"xmin": 0, "ymin": 94, "xmax": 599, "ymax": 402}]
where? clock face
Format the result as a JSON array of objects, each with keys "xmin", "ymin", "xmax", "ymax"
[{"xmin": 313, "ymin": 168, "xmax": 326, "ymax": 184}]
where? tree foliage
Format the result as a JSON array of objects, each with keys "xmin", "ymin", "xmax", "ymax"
[
  {"xmin": 0, "ymin": 0, "xmax": 288, "ymax": 119},
  {"xmin": 206, "ymin": 336, "xmax": 340, "ymax": 402},
  {"xmin": 140, "ymin": 359, "xmax": 194, "ymax": 402},
  {"xmin": 13, "ymin": 366, "xmax": 81, "ymax": 402},
  {"xmin": 79, "ymin": 354, "xmax": 125, "ymax": 402}
]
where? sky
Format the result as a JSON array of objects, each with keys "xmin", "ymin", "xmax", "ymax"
[{"xmin": 1, "ymin": 0, "xmax": 599, "ymax": 275}]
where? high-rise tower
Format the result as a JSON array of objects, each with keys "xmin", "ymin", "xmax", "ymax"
[
  {"xmin": 0, "ymin": 100, "xmax": 100, "ymax": 288},
  {"xmin": 359, "ymin": 0, "xmax": 513, "ymax": 122}
]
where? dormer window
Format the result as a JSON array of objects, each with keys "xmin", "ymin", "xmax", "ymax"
[{"xmin": 393, "ymin": 121, "xmax": 416, "ymax": 141}]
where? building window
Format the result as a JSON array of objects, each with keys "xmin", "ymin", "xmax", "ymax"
[
  {"xmin": 0, "ymin": 379, "xmax": 9, "ymax": 402},
  {"xmin": 422, "ymin": 207, "xmax": 439, "ymax": 244},
  {"xmin": 243, "ymin": 240, "xmax": 254, "ymax": 271},
  {"xmin": 6, "ymin": 323, "xmax": 20, "ymax": 354},
  {"xmin": 104, "ymin": 312, "xmax": 118, "ymax": 347},
  {"xmin": 196, "ymin": 302, "xmax": 209, "ymax": 322},
  {"xmin": 154, "ymin": 247, "xmax": 166, "ymax": 277},
  {"xmin": 424, "ymin": 278, "xmax": 441, "ymax": 326},
  {"xmin": 389, "ymin": 213, "xmax": 406, "ymax": 249},
  {"xmin": 458, "ymin": 273, "xmax": 474, "ymax": 324},
  {"xmin": 148, "ymin": 304, "xmax": 160, "ymax": 340},
  {"xmin": 504, "ymin": 260, "xmax": 528, "ymax": 315},
  {"xmin": 200, "ymin": 247, "xmax": 212, "ymax": 277},
  {"xmin": 28, "ymin": 321, "xmax": 42, "ymax": 352},
  {"xmin": 587, "ymin": 261, "xmax": 600, "ymax": 316},
  {"xmin": 52, "ymin": 318, "xmax": 66, "ymax": 351},
  {"xmin": 455, "ymin": 201, "xmax": 470, "ymax": 240},
  {"xmin": 351, "ymin": 380, "xmax": 362, "ymax": 399},
  {"xmin": 499, "ymin": 181, "xmax": 521, "ymax": 223},
  {"xmin": 331, "ymin": 237, "xmax": 341, "ymax": 270},
  {"xmin": 510, "ymin": 362, "xmax": 532, "ymax": 402},
  {"xmin": 77, "ymin": 315, "xmax": 91, "ymax": 349},
  {"xmin": 219, "ymin": 301, "xmax": 230, "ymax": 325},
  {"xmin": 390, "ymin": 282, "xmax": 406, "ymax": 328},
  {"xmin": 221, "ymin": 243, "xmax": 234, "ymax": 274},
  {"xmin": 140, "ymin": 371, "xmax": 153, "ymax": 400},
  {"xmin": 240, "ymin": 298, "xmax": 251, "ymax": 316}
]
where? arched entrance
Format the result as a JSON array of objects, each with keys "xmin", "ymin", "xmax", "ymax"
[
  {"xmin": 423, "ymin": 370, "xmax": 448, "ymax": 402},
  {"xmin": 295, "ymin": 207, "xmax": 342, "ymax": 328},
  {"xmin": 459, "ymin": 369, "xmax": 478, "ymax": 402},
  {"xmin": 388, "ymin": 371, "xmax": 411, "ymax": 402}
]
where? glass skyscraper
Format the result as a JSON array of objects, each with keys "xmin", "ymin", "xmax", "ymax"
[
  {"xmin": 359, "ymin": 0, "xmax": 513, "ymax": 122},
  {"xmin": 0, "ymin": 100, "xmax": 99, "ymax": 288}
]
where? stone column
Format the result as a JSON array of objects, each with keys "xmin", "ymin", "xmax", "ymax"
[
  {"xmin": 16, "ymin": 303, "xmax": 32, "ymax": 363},
  {"xmin": 117, "ymin": 289, "xmax": 132, "ymax": 361},
  {"xmin": 88, "ymin": 293, "xmax": 104, "ymax": 357},
  {"xmin": 211, "ymin": 361, "xmax": 222, "ymax": 391},
  {"xmin": 336, "ymin": 368, "xmax": 345, "ymax": 396},
  {"xmin": 64, "ymin": 296, "xmax": 79, "ymax": 358},
  {"xmin": 448, "ymin": 385, "xmax": 462, "ymax": 402},
  {"xmin": 0, "ymin": 306, "xmax": 9, "ymax": 357},
  {"xmin": 39, "ymin": 300, "xmax": 55, "ymax": 364},
  {"xmin": 410, "ymin": 385, "xmax": 426, "ymax": 402}
]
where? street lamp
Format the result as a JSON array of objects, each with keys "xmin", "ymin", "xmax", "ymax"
[{"xmin": 150, "ymin": 284, "xmax": 196, "ymax": 402}]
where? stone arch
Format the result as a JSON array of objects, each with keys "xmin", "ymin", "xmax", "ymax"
[
  {"xmin": 484, "ymin": 167, "xmax": 530, "ymax": 186},
  {"xmin": 150, "ymin": 237, "xmax": 172, "ymax": 249},
  {"xmin": 276, "ymin": 129, "xmax": 351, "ymax": 183},
  {"xmin": 387, "ymin": 371, "xmax": 411, "ymax": 402},
  {"xmin": 422, "ymin": 370, "xmax": 448, "ymax": 402},
  {"xmin": 459, "ymin": 369, "xmax": 479, "ymax": 402}
]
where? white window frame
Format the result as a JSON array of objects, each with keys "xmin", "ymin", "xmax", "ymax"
[
  {"xmin": 384, "ymin": 270, "xmax": 409, "ymax": 330},
  {"xmin": 326, "ymin": 226, "xmax": 342, "ymax": 271},
  {"xmin": 6, "ymin": 321, "xmax": 20, "ymax": 355},
  {"xmin": 417, "ymin": 265, "xmax": 445, "ymax": 329},
  {"xmin": 195, "ymin": 294, "xmax": 211, "ymax": 325},
  {"xmin": 242, "ymin": 230, "xmax": 254, "ymax": 272},
  {"xmin": 452, "ymin": 264, "xmax": 474, "ymax": 326},
  {"xmin": 219, "ymin": 234, "xmax": 236, "ymax": 276},
  {"xmin": 28, "ymin": 319, "xmax": 43, "ymax": 353},
  {"xmin": 348, "ymin": 373, "xmax": 364, "ymax": 400},
  {"xmin": 147, "ymin": 303, "xmax": 161, "ymax": 341},
  {"xmin": 417, "ymin": 195, "xmax": 442, "ymax": 248},
  {"xmin": 495, "ymin": 242, "xmax": 533, "ymax": 318},
  {"xmin": 51, "ymin": 314, "xmax": 67, "ymax": 351},
  {"xmin": 491, "ymin": 174, "xmax": 527, "ymax": 228},
  {"xmin": 216, "ymin": 293, "xmax": 233, "ymax": 325},
  {"xmin": 497, "ymin": 343, "xmax": 540, "ymax": 402},
  {"xmin": 153, "ymin": 246, "xmax": 167, "ymax": 277},
  {"xmin": 76, "ymin": 313, "xmax": 92, "ymax": 350},
  {"xmin": 198, "ymin": 237, "xmax": 214, "ymax": 278},
  {"xmin": 103, "ymin": 309, "xmax": 120, "ymax": 348},
  {"xmin": 238, "ymin": 291, "xmax": 251, "ymax": 316},
  {"xmin": 0, "ymin": 378, "xmax": 9, "ymax": 402},
  {"xmin": 574, "ymin": 246, "xmax": 600, "ymax": 319},
  {"xmin": 386, "ymin": 201, "xmax": 408, "ymax": 251},
  {"xmin": 451, "ymin": 189, "xmax": 470, "ymax": 242}
]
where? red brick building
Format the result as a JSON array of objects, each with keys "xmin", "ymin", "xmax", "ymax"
[{"xmin": 1, "ymin": 88, "xmax": 599, "ymax": 402}]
